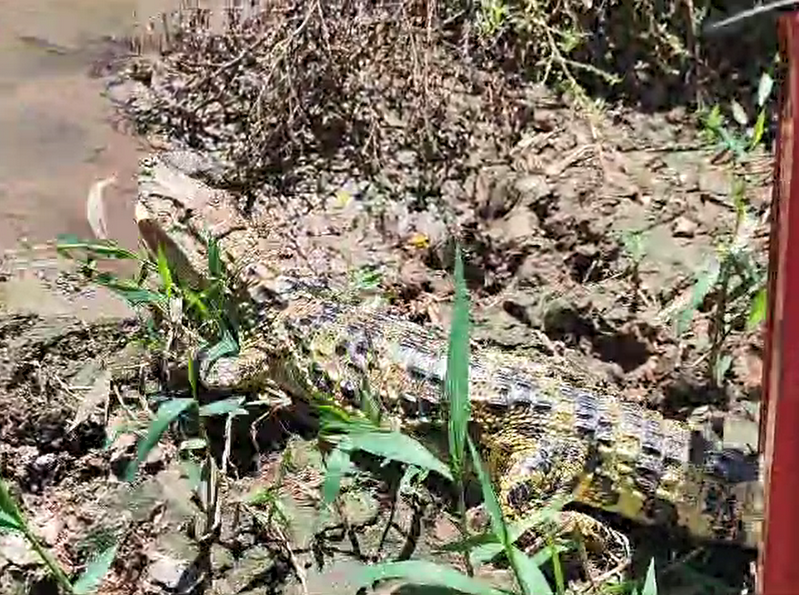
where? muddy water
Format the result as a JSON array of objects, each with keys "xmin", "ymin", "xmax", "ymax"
[{"xmin": 0, "ymin": 0, "xmax": 185, "ymax": 253}]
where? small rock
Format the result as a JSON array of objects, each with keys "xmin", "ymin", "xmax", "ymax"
[
  {"xmin": 399, "ymin": 259, "xmax": 429, "ymax": 294},
  {"xmin": 146, "ymin": 532, "xmax": 199, "ymax": 590},
  {"xmin": 211, "ymin": 544, "xmax": 234, "ymax": 574},
  {"xmin": 672, "ymin": 216, "xmax": 697, "ymax": 238},
  {"xmin": 428, "ymin": 272, "xmax": 454, "ymax": 297},
  {"xmin": 0, "ymin": 534, "xmax": 39, "ymax": 567},
  {"xmin": 38, "ymin": 516, "xmax": 63, "ymax": 546},
  {"xmin": 430, "ymin": 514, "xmax": 460, "ymax": 545},
  {"xmin": 475, "ymin": 567, "xmax": 517, "ymax": 593},
  {"xmin": 723, "ymin": 415, "xmax": 760, "ymax": 452},
  {"xmin": 33, "ymin": 453, "xmax": 57, "ymax": 472},
  {"xmin": 466, "ymin": 505, "xmax": 490, "ymax": 534},
  {"xmin": 414, "ymin": 209, "xmax": 448, "ymax": 248},
  {"xmin": 147, "ymin": 555, "xmax": 190, "ymax": 590},
  {"xmin": 475, "ymin": 168, "xmax": 518, "ymax": 219},
  {"xmin": 144, "ymin": 445, "xmax": 164, "ymax": 467},
  {"xmin": 499, "ymin": 206, "xmax": 538, "ymax": 243},
  {"xmin": 732, "ymin": 346, "xmax": 764, "ymax": 396},
  {"xmin": 218, "ymin": 546, "xmax": 275, "ymax": 594},
  {"xmin": 395, "ymin": 150, "xmax": 417, "ymax": 166},
  {"xmin": 340, "ymin": 490, "xmax": 380, "ymax": 526},
  {"xmin": 514, "ymin": 174, "xmax": 551, "ymax": 201},
  {"xmin": 284, "ymin": 558, "xmax": 367, "ymax": 595}
]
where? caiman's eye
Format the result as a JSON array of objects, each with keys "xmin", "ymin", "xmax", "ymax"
[{"xmin": 340, "ymin": 379, "xmax": 357, "ymax": 402}]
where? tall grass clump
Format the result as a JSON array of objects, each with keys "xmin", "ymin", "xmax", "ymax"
[{"xmin": 56, "ymin": 233, "xmax": 248, "ymax": 559}]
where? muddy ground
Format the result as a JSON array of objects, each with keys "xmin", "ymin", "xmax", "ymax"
[{"xmin": 0, "ymin": 2, "xmax": 774, "ymax": 594}]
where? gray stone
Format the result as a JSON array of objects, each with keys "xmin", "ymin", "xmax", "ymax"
[
  {"xmin": 341, "ymin": 490, "xmax": 380, "ymax": 526},
  {"xmin": 147, "ymin": 555, "xmax": 190, "ymax": 590},
  {"xmin": 211, "ymin": 544, "xmax": 235, "ymax": 574},
  {"xmin": 0, "ymin": 534, "xmax": 38, "ymax": 567},
  {"xmin": 37, "ymin": 516, "xmax": 62, "ymax": 547},
  {"xmin": 152, "ymin": 532, "xmax": 199, "ymax": 562},
  {"xmin": 514, "ymin": 174, "xmax": 551, "ymax": 200},
  {"xmin": 672, "ymin": 216, "xmax": 697, "ymax": 238},
  {"xmin": 395, "ymin": 150, "xmax": 417, "ymax": 166},
  {"xmin": 146, "ymin": 532, "xmax": 199, "ymax": 590},
  {"xmin": 723, "ymin": 414, "xmax": 760, "ymax": 452},
  {"xmin": 284, "ymin": 558, "xmax": 367, "ymax": 595},
  {"xmin": 32, "ymin": 452, "xmax": 57, "ymax": 472},
  {"xmin": 217, "ymin": 546, "xmax": 275, "ymax": 594}
]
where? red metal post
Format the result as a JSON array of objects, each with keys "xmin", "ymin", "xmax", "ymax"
[{"xmin": 758, "ymin": 12, "xmax": 799, "ymax": 595}]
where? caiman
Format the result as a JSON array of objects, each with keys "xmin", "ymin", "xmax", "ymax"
[{"xmin": 135, "ymin": 152, "xmax": 763, "ymax": 550}]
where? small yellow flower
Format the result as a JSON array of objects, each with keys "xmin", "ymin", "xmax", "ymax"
[
  {"xmin": 334, "ymin": 189, "xmax": 352, "ymax": 208},
  {"xmin": 407, "ymin": 233, "xmax": 429, "ymax": 249}
]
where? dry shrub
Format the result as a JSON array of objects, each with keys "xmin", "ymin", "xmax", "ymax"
[
  {"xmin": 457, "ymin": 0, "xmax": 777, "ymax": 110},
  {"xmin": 118, "ymin": 0, "xmax": 537, "ymax": 207}
]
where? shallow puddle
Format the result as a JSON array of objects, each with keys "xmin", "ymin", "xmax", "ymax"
[{"xmin": 0, "ymin": 0, "xmax": 188, "ymax": 253}]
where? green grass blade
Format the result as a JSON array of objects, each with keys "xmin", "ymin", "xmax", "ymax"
[
  {"xmin": 466, "ymin": 501, "xmax": 570, "ymax": 566},
  {"xmin": 751, "ymin": 110, "xmax": 767, "ymax": 149},
  {"xmin": 347, "ymin": 431, "xmax": 453, "ymax": 481},
  {"xmin": 747, "ymin": 286, "xmax": 767, "ymax": 330},
  {"xmin": 56, "ymin": 235, "xmax": 142, "ymax": 261},
  {"xmin": 126, "ymin": 398, "xmax": 195, "ymax": 482},
  {"xmin": 528, "ymin": 542, "xmax": 570, "ymax": 568},
  {"xmin": 0, "ymin": 479, "xmax": 23, "ymax": 516},
  {"xmin": 358, "ymin": 379, "xmax": 382, "ymax": 426},
  {"xmin": 0, "ymin": 479, "xmax": 24, "ymax": 529},
  {"xmin": 156, "ymin": 245, "xmax": 174, "ymax": 299},
  {"xmin": 203, "ymin": 330, "xmax": 240, "ymax": 368},
  {"xmin": 445, "ymin": 245, "xmax": 471, "ymax": 475},
  {"xmin": 0, "ymin": 510, "xmax": 23, "ymax": 532},
  {"xmin": 0, "ymin": 480, "xmax": 73, "ymax": 591},
  {"xmin": 206, "ymin": 234, "xmax": 224, "ymax": 279},
  {"xmin": 183, "ymin": 288, "xmax": 211, "ymax": 322},
  {"xmin": 187, "ymin": 356, "xmax": 198, "ymax": 400},
  {"xmin": 673, "ymin": 257, "xmax": 720, "ymax": 335},
  {"xmin": 316, "ymin": 403, "xmax": 380, "ymax": 440},
  {"xmin": 467, "ymin": 436, "xmax": 507, "ymax": 545},
  {"xmin": 399, "ymin": 465, "xmax": 428, "ymax": 494},
  {"xmin": 321, "ymin": 443, "xmax": 353, "ymax": 507},
  {"xmin": 198, "ymin": 396, "xmax": 247, "ymax": 418},
  {"xmin": 435, "ymin": 531, "xmax": 500, "ymax": 555},
  {"xmin": 508, "ymin": 546, "xmax": 554, "ymax": 595},
  {"xmin": 639, "ymin": 558, "xmax": 658, "ymax": 595},
  {"xmin": 89, "ymin": 273, "xmax": 167, "ymax": 309},
  {"xmin": 470, "ymin": 543, "xmax": 504, "ymax": 567},
  {"xmin": 357, "ymin": 561, "xmax": 507, "ymax": 595},
  {"xmin": 71, "ymin": 540, "xmax": 120, "ymax": 595}
]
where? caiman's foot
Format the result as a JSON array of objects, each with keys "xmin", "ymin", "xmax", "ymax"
[
  {"xmin": 527, "ymin": 510, "xmax": 626, "ymax": 553},
  {"xmin": 511, "ymin": 510, "xmax": 631, "ymax": 588},
  {"xmin": 491, "ymin": 441, "xmax": 632, "ymax": 585},
  {"xmin": 199, "ymin": 341, "xmax": 273, "ymax": 393}
]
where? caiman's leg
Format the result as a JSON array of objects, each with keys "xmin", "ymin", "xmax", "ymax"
[{"xmin": 488, "ymin": 436, "xmax": 617, "ymax": 558}]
